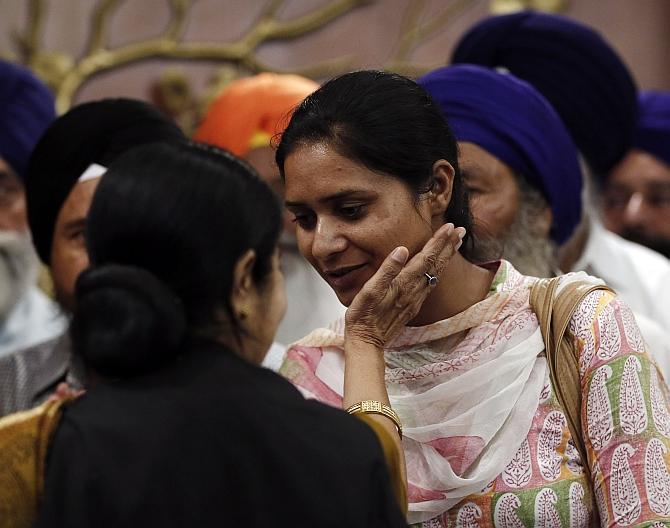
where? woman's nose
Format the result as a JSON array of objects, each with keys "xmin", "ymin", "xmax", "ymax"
[{"xmin": 310, "ymin": 217, "xmax": 347, "ymax": 261}]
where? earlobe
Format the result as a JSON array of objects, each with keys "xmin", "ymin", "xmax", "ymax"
[
  {"xmin": 230, "ymin": 249, "xmax": 257, "ymax": 318},
  {"xmin": 540, "ymin": 206, "xmax": 554, "ymax": 238},
  {"xmin": 429, "ymin": 160, "xmax": 455, "ymax": 216}
]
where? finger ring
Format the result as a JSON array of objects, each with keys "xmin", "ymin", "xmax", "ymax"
[{"xmin": 425, "ymin": 272, "xmax": 439, "ymax": 287}]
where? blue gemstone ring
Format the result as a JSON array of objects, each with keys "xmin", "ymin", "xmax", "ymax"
[{"xmin": 425, "ymin": 273, "xmax": 439, "ymax": 287}]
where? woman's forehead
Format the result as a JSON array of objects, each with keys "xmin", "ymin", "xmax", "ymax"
[{"xmin": 283, "ymin": 142, "xmax": 392, "ymax": 202}]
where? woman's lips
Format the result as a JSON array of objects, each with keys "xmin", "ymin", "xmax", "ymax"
[{"xmin": 323, "ymin": 263, "xmax": 368, "ymax": 291}]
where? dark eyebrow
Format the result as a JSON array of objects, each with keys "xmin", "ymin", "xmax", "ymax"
[
  {"xmin": 285, "ymin": 189, "xmax": 371, "ymax": 208},
  {"xmin": 63, "ymin": 218, "xmax": 86, "ymax": 232}
]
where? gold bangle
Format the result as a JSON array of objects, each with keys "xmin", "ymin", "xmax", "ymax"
[{"xmin": 346, "ymin": 400, "xmax": 403, "ymax": 439}]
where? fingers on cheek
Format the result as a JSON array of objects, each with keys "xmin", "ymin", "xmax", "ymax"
[
  {"xmin": 358, "ymin": 289, "xmax": 378, "ymax": 307},
  {"xmin": 434, "ymin": 238, "xmax": 458, "ymax": 274},
  {"xmin": 382, "ymin": 268, "xmax": 401, "ymax": 285},
  {"xmin": 401, "ymin": 301, "xmax": 421, "ymax": 321},
  {"xmin": 422, "ymin": 252, "xmax": 438, "ymax": 272},
  {"xmin": 392, "ymin": 283, "xmax": 410, "ymax": 309}
]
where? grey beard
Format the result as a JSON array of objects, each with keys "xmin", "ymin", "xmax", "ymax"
[
  {"xmin": 470, "ymin": 183, "xmax": 557, "ymax": 278},
  {"xmin": 0, "ymin": 231, "xmax": 39, "ymax": 321}
]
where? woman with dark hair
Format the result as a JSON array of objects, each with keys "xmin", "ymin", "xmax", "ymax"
[
  {"xmin": 277, "ymin": 71, "xmax": 670, "ymax": 527},
  {"xmin": 20, "ymin": 140, "xmax": 467, "ymax": 527}
]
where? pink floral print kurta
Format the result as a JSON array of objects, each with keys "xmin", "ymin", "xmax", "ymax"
[{"xmin": 280, "ymin": 261, "xmax": 670, "ymax": 527}]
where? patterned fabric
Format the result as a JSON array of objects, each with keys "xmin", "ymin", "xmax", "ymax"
[
  {"xmin": 0, "ymin": 397, "xmax": 68, "ymax": 528},
  {"xmin": 280, "ymin": 261, "xmax": 670, "ymax": 527},
  {"xmin": 0, "ymin": 332, "xmax": 85, "ymax": 417},
  {"xmin": 0, "ymin": 333, "xmax": 68, "ymax": 417}
]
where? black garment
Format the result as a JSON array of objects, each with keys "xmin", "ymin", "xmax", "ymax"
[{"xmin": 36, "ymin": 343, "xmax": 407, "ymax": 527}]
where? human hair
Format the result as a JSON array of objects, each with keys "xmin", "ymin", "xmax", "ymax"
[
  {"xmin": 275, "ymin": 70, "xmax": 473, "ymax": 256},
  {"xmin": 467, "ymin": 169, "xmax": 556, "ymax": 278},
  {"xmin": 70, "ymin": 141, "xmax": 282, "ymax": 378}
]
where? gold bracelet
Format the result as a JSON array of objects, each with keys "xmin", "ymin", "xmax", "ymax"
[{"xmin": 346, "ymin": 400, "xmax": 403, "ymax": 439}]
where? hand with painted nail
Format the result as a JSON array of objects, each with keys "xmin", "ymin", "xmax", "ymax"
[
  {"xmin": 344, "ymin": 223, "xmax": 466, "ymax": 349},
  {"xmin": 48, "ymin": 382, "xmax": 85, "ymax": 402}
]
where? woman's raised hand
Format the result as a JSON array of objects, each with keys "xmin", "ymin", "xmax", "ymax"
[{"xmin": 345, "ymin": 223, "xmax": 465, "ymax": 348}]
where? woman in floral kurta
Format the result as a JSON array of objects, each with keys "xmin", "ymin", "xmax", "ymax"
[
  {"xmin": 281, "ymin": 261, "xmax": 670, "ymax": 527},
  {"xmin": 276, "ymin": 70, "xmax": 670, "ymax": 527}
]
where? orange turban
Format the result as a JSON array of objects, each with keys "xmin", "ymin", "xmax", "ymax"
[{"xmin": 194, "ymin": 73, "xmax": 319, "ymax": 157}]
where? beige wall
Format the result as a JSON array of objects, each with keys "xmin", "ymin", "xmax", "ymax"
[{"xmin": 1, "ymin": 0, "xmax": 668, "ymax": 109}]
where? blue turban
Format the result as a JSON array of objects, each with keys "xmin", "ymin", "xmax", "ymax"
[
  {"xmin": 419, "ymin": 64, "xmax": 582, "ymax": 244},
  {"xmin": 452, "ymin": 11, "xmax": 637, "ymax": 178},
  {"xmin": 635, "ymin": 91, "xmax": 670, "ymax": 167},
  {"xmin": 0, "ymin": 60, "xmax": 55, "ymax": 179}
]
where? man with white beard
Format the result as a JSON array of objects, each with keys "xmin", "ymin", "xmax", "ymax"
[
  {"xmin": 420, "ymin": 64, "xmax": 670, "ymax": 381},
  {"xmin": 452, "ymin": 11, "xmax": 670, "ymax": 334},
  {"xmin": 0, "ymin": 61, "xmax": 64, "ymax": 371}
]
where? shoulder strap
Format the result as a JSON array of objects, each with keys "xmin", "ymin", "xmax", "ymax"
[{"xmin": 529, "ymin": 277, "xmax": 613, "ymax": 482}]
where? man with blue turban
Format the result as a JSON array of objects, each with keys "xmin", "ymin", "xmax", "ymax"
[
  {"xmin": 0, "ymin": 60, "xmax": 65, "ymax": 368},
  {"xmin": 602, "ymin": 92, "xmax": 670, "ymax": 258},
  {"xmin": 420, "ymin": 64, "xmax": 581, "ymax": 278},
  {"xmin": 451, "ymin": 10, "xmax": 670, "ymax": 335},
  {"xmin": 419, "ymin": 63, "xmax": 670, "ymax": 380}
]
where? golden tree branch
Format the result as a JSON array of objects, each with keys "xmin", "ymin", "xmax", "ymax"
[
  {"xmin": 395, "ymin": 0, "xmax": 427, "ymax": 62},
  {"xmin": 243, "ymin": 53, "xmax": 357, "ymax": 79},
  {"xmin": 165, "ymin": 0, "xmax": 191, "ymax": 41},
  {"xmin": 54, "ymin": 37, "xmax": 355, "ymax": 112},
  {"xmin": 13, "ymin": 0, "xmax": 46, "ymax": 64},
  {"xmin": 240, "ymin": 0, "xmax": 370, "ymax": 49},
  {"xmin": 87, "ymin": 0, "xmax": 122, "ymax": 53},
  {"xmin": 260, "ymin": 0, "xmax": 285, "ymax": 20},
  {"xmin": 416, "ymin": 0, "xmax": 480, "ymax": 43},
  {"xmin": 54, "ymin": 0, "xmax": 368, "ymax": 112},
  {"xmin": 391, "ymin": 0, "xmax": 479, "ymax": 66}
]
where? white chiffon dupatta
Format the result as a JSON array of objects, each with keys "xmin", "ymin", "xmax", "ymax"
[{"xmin": 291, "ymin": 265, "xmax": 601, "ymax": 524}]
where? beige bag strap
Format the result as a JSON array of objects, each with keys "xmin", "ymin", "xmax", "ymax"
[{"xmin": 529, "ymin": 277, "xmax": 614, "ymax": 483}]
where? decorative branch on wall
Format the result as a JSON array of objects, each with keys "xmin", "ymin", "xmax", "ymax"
[
  {"xmin": 490, "ymin": 0, "xmax": 567, "ymax": 14},
  {"xmin": 2, "ymin": 0, "xmax": 563, "ymax": 124},
  {"xmin": 387, "ymin": 0, "xmax": 480, "ymax": 77},
  {"xmin": 7, "ymin": 0, "xmax": 369, "ymax": 113}
]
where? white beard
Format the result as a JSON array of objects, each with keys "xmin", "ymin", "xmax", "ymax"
[
  {"xmin": 0, "ymin": 231, "xmax": 39, "ymax": 321},
  {"xmin": 470, "ymin": 182, "xmax": 557, "ymax": 278}
]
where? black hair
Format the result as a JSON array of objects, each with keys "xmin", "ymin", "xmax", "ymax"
[
  {"xmin": 275, "ymin": 70, "xmax": 473, "ymax": 255},
  {"xmin": 71, "ymin": 141, "xmax": 282, "ymax": 378},
  {"xmin": 25, "ymin": 98, "xmax": 186, "ymax": 265}
]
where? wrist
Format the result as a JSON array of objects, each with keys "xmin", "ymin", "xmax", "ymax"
[{"xmin": 344, "ymin": 335, "xmax": 384, "ymax": 358}]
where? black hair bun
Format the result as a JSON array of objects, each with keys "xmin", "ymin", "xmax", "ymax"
[{"xmin": 71, "ymin": 264, "xmax": 186, "ymax": 378}]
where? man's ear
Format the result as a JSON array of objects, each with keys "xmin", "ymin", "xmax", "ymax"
[
  {"xmin": 428, "ymin": 159, "xmax": 455, "ymax": 218},
  {"xmin": 539, "ymin": 206, "xmax": 554, "ymax": 240},
  {"xmin": 230, "ymin": 249, "xmax": 257, "ymax": 318}
]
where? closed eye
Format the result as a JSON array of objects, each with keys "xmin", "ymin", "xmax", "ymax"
[
  {"xmin": 337, "ymin": 204, "xmax": 366, "ymax": 220},
  {"xmin": 291, "ymin": 211, "xmax": 316, "ymax": 230}
]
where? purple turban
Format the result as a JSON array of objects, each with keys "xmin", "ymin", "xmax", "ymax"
[
  {"xmin": 0, "ymin": 60, "xmax": 55, "ymax": 179},
  {"xmin": 419, "ymin": 64, "xmax": 582, "ymax": 244},
  {"xmin": 452, "ymin": 11, "xmax": 637, "ymax": 178},
  {"xmin": 635, "ymin": 91, "xmax": 670, "ymax": 167}
]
